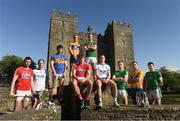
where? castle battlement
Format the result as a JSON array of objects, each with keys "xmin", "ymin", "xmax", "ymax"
[{"xmin": 51, "ymin": 9, "xmax": 78, "ymax": 22}]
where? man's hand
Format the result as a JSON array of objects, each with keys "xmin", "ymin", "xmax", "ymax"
[
  {"xmin": 52, "ymin": 71, "xmax": 57, "ymax": 77},
  {"xmin": 158, "ymin": 81, "xmax": 163, "ymax": 87},
  {"xmin": 9, "ymin": 92, "xmax": 15, "ymax": 97}
]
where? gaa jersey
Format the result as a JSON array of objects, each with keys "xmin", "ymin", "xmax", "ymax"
[
  {"xmin": 84, "ymin": 40, "xmax": 97, "ymax": 57},
  {"xmin": 128, "ymin": 69, "xmax": 144, "ymax": 89},
  {"xmin": 145, "ymin": 71, "xmax": 162, "ymax": 90},
  {"xmin": 114, "ymin": 69, "xmax": 128, "ymax": 90},
  {"xmin": 33, "ymin": 69, "xmax": 47, "ymax": 91},
  {"xmin": 69, "ymin": 41, "xmax": 80, "ymax": 57},
  {"xmin": 51, "ymin": 53, "xmax": 67, "ymax": 74},
  {"xmin": 96, "ymin": 63, "xmax": 110, "ymax": 79},
  {"xmin": 15, "ymin": 67, "xmax": 34, "ymax": 91},
  {"xmin": 73, "ymin": 63, "xmax": 90, "ymax": 77}
]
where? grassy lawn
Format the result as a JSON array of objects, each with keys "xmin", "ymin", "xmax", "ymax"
[{"xmin": 162, "ymin": 94, "xmax": 180, "ymax": 100}]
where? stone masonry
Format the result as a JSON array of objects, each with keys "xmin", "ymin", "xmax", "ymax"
[{"xmin": 47, "ymin": 10, "xmax": 135, "ymax": 84}]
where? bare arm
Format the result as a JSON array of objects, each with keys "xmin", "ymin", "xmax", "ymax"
[
  {"xmin": 158, "ymin": 77, "xmax": 163, "ymax": 87},
  {"xmin": 31, "ymin": 76, "xmax": 35, "ymax": 93},
  {"xmin": 50, "ymin": 59, "xmax": 56, "ymax": 76},
  {"xmin": 69, "ymin": 45, "xmax": 73, "ymax": 55},
  {"xmin": 63, "ymin": 60, "xmax": 68, "ymax": 77},
  {"xmin": 9, "ymin": 71, "xmax": 18, "ymax": 96},
  {"xmin": 112, "ymin": 75, "xmax": 128, "ymax": 82},
  {"xmin": 88, "ymin": 44, "xmax": 97, "ymax": 50}
]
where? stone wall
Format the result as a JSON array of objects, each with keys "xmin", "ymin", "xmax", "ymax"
[{"xmin": 81, "ymin": 105, "xmax": 180, "ymax": 120}]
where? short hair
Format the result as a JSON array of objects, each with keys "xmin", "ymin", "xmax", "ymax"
[
  {"xmin": 148, "ymin": 62, "xmax": 154, "ymax": 66},
  {"xmin": 56, "ymin": 44, "xmax": 63, "ymax": 50},
  {"xmin": 38, "ymin": 59, "xmax": 45, "ymax": 64},
  {"xmin": 118, "ymin": 60, "xmax": 124, "ymax": 64},
  {"xmin": 79, "ymin": 54, "xmax": 85, "ymax": 59},
  {"xmin": 73, "ymin": 34, "xmax": 78, "ymax": 38},
  {"xmin": 99, "ymin": 54, "xmax": 105, "ymax": 58},
  {"xmin": 24, "ymin": 56, "xmax": 32, "ymax": 62},
  {"xmin": 132, "ymin": 61, "xmax": 138, "ymax": 65}
]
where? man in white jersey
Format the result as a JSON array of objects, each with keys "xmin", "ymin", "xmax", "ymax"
[
  {"xmin": 32, "ymin": 59, "xmax": 49, "ymax": 108},
  {"xmin": 95, "ymin": 55, "xmax": 119, "ymax": 107}
]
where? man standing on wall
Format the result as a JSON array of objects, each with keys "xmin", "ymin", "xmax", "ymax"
[
  {"xmin": 84, "ymin": 33, "xmax": 97, "ymax": 79},
  {"xmin": 128, "ymin": 61, "xmax": 144, "ymax": 105},
  {"xmin": 10, "ymin": 56, "xmax": 35, "ymax": 112},
  {"xmin": 69, "ymin": 34, "xmax": 81, "ymax": 77},
  {"xmin": 50, "ymin": 44, "xmax": 67, "ymax": 103},
  {"xmin": 144, "ymin": 62, "xmax": 163, "ymax": 105}
]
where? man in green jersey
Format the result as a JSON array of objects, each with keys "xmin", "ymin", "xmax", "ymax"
[
  {"xmin": 84, "ymin": 33, "xmax": 97, "ymax": 79},
  {"xmin": 144, "ymin": 62, "xmax": 163, "ymax": 105},
  {"xmin": 112, "ymin": 60, "xmax": 128, "ymax": 106}
]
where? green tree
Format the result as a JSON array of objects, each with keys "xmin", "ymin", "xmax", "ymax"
[
  {"xmin": 0, "ymin": 55, "xmax": 23, "ymax": 84},
  {"xmin": 160, "ymin": 66, "xmax": 180, "ymax": 92}
]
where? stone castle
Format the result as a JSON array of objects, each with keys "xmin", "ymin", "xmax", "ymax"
[{"xmin": 47, "ymin": 9, "xmax": 134, "ymax": 76}]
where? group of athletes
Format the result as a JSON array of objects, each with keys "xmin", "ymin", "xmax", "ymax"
[{"xmin": 9, "ymin": 33, "xmax": 163, "ymax": 112}]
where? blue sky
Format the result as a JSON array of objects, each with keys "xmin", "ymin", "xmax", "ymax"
[{"xmin": 0, "ymin": 0, "xmax": 180, "ymax": 71}]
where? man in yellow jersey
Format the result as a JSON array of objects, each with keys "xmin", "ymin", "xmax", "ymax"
[
  {"xmin": 128, "ymin": 61, "xmax": 144, "ymax": 105},
  {"xmin": 69, "ymin": 34, "xmax": 81, "ymax": 67}
]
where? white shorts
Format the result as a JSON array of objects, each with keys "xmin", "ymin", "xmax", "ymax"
[
  {"xmin": 52, "ymin": 74, "xmax": 64, "ymax": 87},
  {"xmin": 77, "ymin": 77, "xmax": 85, "ymax": 82},
  {"xmin": 117, "ymin": 89, "xmax": 128, "ymax": 98},
  {"xmin": 16, "ymin": 90, "xmax": 31, "ymax": 101},
  {"xmin": 85, "ymin": 57, "xmax": 97, "ymax": 64},
  {"xmin": 147, "ymin": 88, "xmax": 162, "ymax": 100}
]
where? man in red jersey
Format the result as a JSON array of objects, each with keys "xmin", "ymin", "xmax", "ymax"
[
  {"xmin": 71, "ymin": 55, "xmax": 93, "ymax": 108},
  {"xmin": 10, "ymin": 56, "xmax": 35, "ymax": 112}
]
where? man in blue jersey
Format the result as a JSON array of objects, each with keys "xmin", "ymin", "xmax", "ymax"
[{"xmin": 50, "ymin": 44, "xmax": 67, "ymax": 103}]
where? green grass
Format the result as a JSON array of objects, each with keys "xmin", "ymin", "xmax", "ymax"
[{"xmin": 162, "ymin": 94, "xmax": 180, "ymax": 100}]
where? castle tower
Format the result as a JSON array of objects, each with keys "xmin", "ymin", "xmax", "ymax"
[
  {"xmin": 47, "ymin": 10, "xmax": 78, "ymax": 84},
  {"xmin": 98, "ymin": 20, "xmax": 134, "ymax": 73}
]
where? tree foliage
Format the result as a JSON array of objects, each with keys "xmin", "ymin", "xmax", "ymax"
[
  {"xmin": 0, "ymin": 55, "xmax": 37, "ymax": 84},
  {"xmin": 160, "ymin": 66, "xmax": 180, "ymax": 92},
  {"xmin": 0, "ymin": 55, "xmax": 23, "ymax": 84}
]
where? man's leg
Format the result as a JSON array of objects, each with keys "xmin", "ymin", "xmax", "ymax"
[
  {"xmin": 32, "ymin": 98, "xmax": 37, "ymax": 108},
  {"xmin": 13, "ymin": 100, "xmax": 21, "ymax": 112},
  {"xmin": 72, "ymin": 79, "xmax": 82, "ymax": 100},
  {"xmin": 107, "ymin": 79, "xmax": 119, "ymax": 106},
  {"xmin": 96, "ymin": 79, "xmax": 103, "ymax": 107},
  {"xmin": 22, "ymin": 98, "xmax": 30, "ymax": 110}
]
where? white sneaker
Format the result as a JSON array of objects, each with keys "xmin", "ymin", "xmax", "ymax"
[
  {"xmin": 98, "ymin": 101, "xmax": 103, "ymax": 107},
  {"xmin": 113, "ymin": 101, "xmax": 120, "ymax": 107}
]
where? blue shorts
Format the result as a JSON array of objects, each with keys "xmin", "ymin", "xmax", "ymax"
[{"xmin": 70, "ymin": 56, "xmax": 80, "ymax": 65}]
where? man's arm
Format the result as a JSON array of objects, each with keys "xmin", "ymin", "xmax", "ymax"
[
  {"xmin": 9, "ymin": 71, "xmax": 18, "ymax": 96},
  {"xmin": 106, "ymin": 70, "xmax": 111, "ymax": 81},
  {"xmin": 88, "ymin": 44, "xmax": 97, "ymax": 50},
  {"xmin": 50, "ymin": 59, "xmax": 56, "ymax": 76},
  {"xmin": 63, "ymin": 60, "xmax": 68, "ymax": 77},
  {"xmin": 30, "ymin": 76, "xmax": 35, "ymax": 94}
]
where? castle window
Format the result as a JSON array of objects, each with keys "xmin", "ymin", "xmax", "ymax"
[
  {"xmin": 122, "ymin": 40, "xmax": 126, "ymax": 47},
  {"xmin": 123, "ymin": 54, "xmax": 126, "ymax": 61}
]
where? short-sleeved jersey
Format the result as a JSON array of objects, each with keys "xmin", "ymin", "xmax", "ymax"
[
  {"xmin": 73, "ymin": 63, "xmax": 90, "ymax": 77},
  {"xmin": 16, "ymin": 67, "xmax": 34, "ymax": 91},
  {"xmin": 114, "ymin": 70, "xmax": 128, "ymax": 90},
  {"xmin": 96, "ymin": 63, "xmax": 110, "ymax": 79},
  {"xmin": 51, "ymin": 53, "xmax": 67, "ymax": 74},
  {"xmin": 33, "ymin": 69, "xmax": 47, "ymax": 91},
  {"xmin": 85, "ymin": 40, "xmax": 97, "ymax": 57},
  {"xmin": 145, "ymin": 71, "xmax": 162, "ymax": 90},
  {"xmin": 128, "ymin": 70, "xmax": 144, "ymax": 89},
  {"xmin": 69, "ymin": 41, "xmax": 80, "ymax": 57}
]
